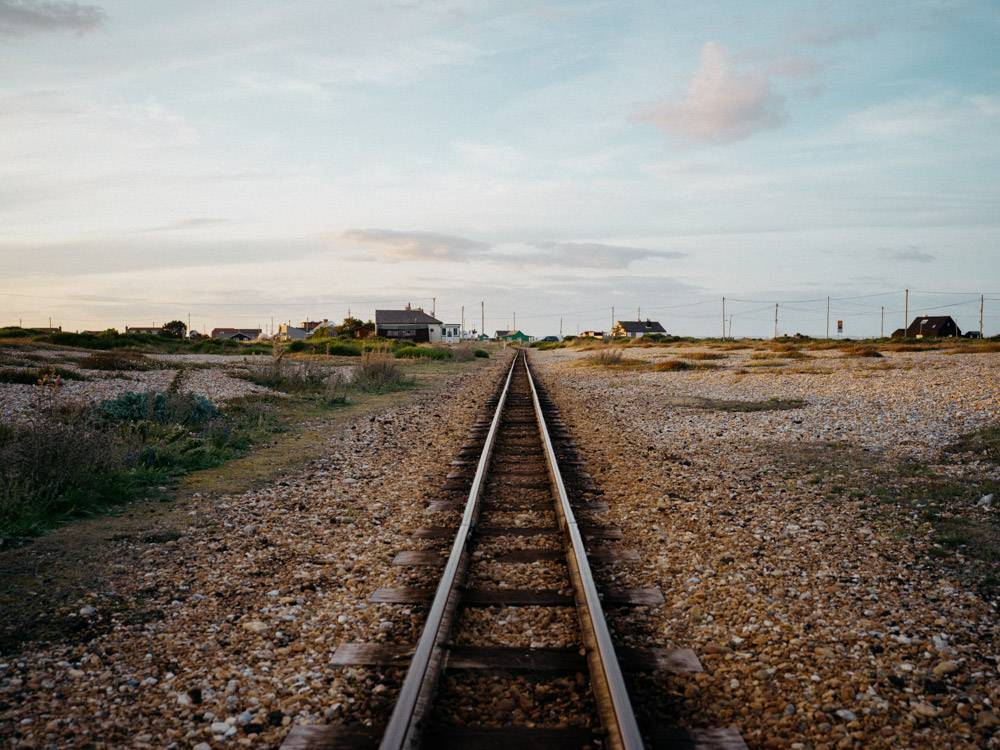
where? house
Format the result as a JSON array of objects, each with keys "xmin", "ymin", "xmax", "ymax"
[
  {"xmin": 304, "ymin": 320, "xmax": 334, "ymax": 338},
  {"xmin": 495, "ymin": 330, "xmax": 530, "ymax": 343},
  {"xmin": 125, "ymin": 325, "xmax": 162, "ymax": 336},
  {"xmin": 579, "ymin": 330, "xmax": 604, "ymax": 339},
  {"xmin": 276, "ymin": 323, "xmax": 308, "ymax": 342},
  {"xmin": 540, "ymin": 335, "xmax": 560, "ymax": 343},
  {"xmin": 611, "ymin": 319, "xmax": 666, "ymax": 338},
  {"xmin": 441, "ymin": 324, "xmax": 462, "ymax": 344},
  {"xmin": 905, "ymin": 315, "xmax": 961, "ymax": 338},
  {"xmin": 375, "ymin": 305, "xmax": 443, "ymax": 343},
  {"xmin": 212, "ymin": 327, "xmax": 262, "ymax": 341}
]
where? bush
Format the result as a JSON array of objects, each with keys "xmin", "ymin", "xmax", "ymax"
[
  {"xmin": 287, "ymin": 340, "xmax": 307, "ymax": 352},
  {"xmin": 353, "ymin": 352, "xmax": 411, "ymax": 393},
  {"xmin": 394, "ymin": 346, "xmax": 452, "ymax": 360},
  {"xmin": 474, "ymin": 349, "xmax": 490, "ymax": 358},
  {"xmin": 325, "ymin": 342, "xmax": 362, "ymax": 356},
  {"xmin": 652, "ymin": 359, "xmax": 692, "ymax": 371},
  {"xmin": 843, "ymin": 346, "xmax": 883, "ymax": 358},
  {"xmin": 0, "ymin": 366, "xmax": 87, "ymax": 384}
]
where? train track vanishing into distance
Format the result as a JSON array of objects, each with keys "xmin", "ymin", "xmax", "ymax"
[{"xmin": 284, "ymin": 351, "xmax": 746, "ymax": 749}]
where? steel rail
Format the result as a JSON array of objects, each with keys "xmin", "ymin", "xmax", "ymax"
[
  {"xmin": 524, "ymin": 351, "xmax": 645, "ymax": 750},
  {"xmin": 378, "ymin": 354, "xmax": 518, "ymax": 750}
]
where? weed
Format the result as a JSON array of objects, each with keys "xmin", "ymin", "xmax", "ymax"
[
  {"xmin": 843, "ymin": 345, "xmax": 883, "ymax": 358},
  {"xmin": 78, "ymin": 351, "xmax": 157, "ymax": 370},
  {"xmin": 695, "ymin": 397, "xmax": 806, "ymax": 412},
  {"xmin": 947, "ymin": 424, "xmax": 1000, "ymax": 463},
  {"xmin": 394, "ymin": 346, "xmax": 452, "ymax": 360},
  {"xmin": 353, "ymin": 352, "xmax": 411, "ymax": 393}
]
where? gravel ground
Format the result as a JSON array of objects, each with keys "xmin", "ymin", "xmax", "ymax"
[
  {"xmin": 532, "ymin": 348, "xmax": 1000, "ymax": 749},
  {"xmin": 0, "ymin": 355, "xmax": 507, "ymax": 748}
]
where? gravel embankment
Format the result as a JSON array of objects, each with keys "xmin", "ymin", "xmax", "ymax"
[
  {"xmin": 0, "ymin": 355, "xmax": 508, "ymax": 748},
  {"xmin": 532, "ymin": 348, "xmax": 1000, "ymax": 749}
]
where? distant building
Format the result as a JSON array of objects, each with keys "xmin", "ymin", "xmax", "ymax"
[
  {"xmin": 125, "ymin": 326, "xmax": 162, "ymax": 336},
  {"xmin": 375, "ymin": 305, "xmax": 443, "ymax": 342},
  {"xmin": 904, "ymin": 315, "xmax": 961, "ymax": 338},
  {"xmin": 276, "ymin": 323, "xmax": 308, "ymax": 342},
  {"xmin": 611, "ymin": 319, "xmax": 666, "ymax": 338},
  {"xmin": 579, "ymin": 330, "xmax": 604, "ymax": 339},
  {"xmin": 495, "ymin": 330, "xmax": 530, "ymax": 343},
  {"xmin": 540, "ymin": 335, "xmax": 560, "ymax": 343},
  {"xmin": 212, "ymin": 327, "xmax": 262, "ymax": 341},
  {"xmin": 441, "ymin": 324, "xmax": 461, "ymax": 343}
]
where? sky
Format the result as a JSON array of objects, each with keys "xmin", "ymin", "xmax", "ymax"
[{"xmin": 1, "ymin": 0, "xmax": 999, "ymax": 338}]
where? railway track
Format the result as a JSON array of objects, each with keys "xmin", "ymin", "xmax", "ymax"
[{"xmin": 284, "ymin": 351, "xmax": 746, "ymax": 749}]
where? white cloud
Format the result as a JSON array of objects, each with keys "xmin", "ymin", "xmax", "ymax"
[
  {"xmin": 882, "ymin": 246, "xmax": 936, "ymax": 263},
  {"xmin": 635, "ymin": 42, "xmax": 787, "ymax": 143},
  {"xmin": 0, "ymin": 0, "xmax": 104, "ymax": 36},
  {"xmin": 339, "ymin": 228, "xmax": 492, "ymax": 262},
  {"xmin": 529, "ymin": 241, "xmax": 684, "ymax": 269}
]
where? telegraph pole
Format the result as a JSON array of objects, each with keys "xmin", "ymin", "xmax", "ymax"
[
  {"xmin": 432, "ymin": 297, "xmax": 436, "ymax": 318},
  {"xmin": 722, "ymin": 297, "xmax": 726, "ymax": 339},
  {"xmin": 881, "ymin": 306, "xmax": 885, "ymax": 338},
  {"xmin": 481, "ymin": 301, "xmax": 484, "ymax": 337},
  {"xmin": 461, "ymin": 305, "xmax": 465, "ymax": 338},
  {"xmin": 774, "ymin": 304, "xmax": 779, "ymax": 339},
  {"xmin": 826, "ymin": 296, "xmax": 830, "ymax": 339},
  {"xmin": 559, "ymin": 317, "xmax": 563, "ymax": 337},
  {"xmin": 980, "ymin": 294, "xmax": 985, "ymax": 336},
  {"xmin": 610, "ymin": 306, "xmax": 614, "ymax": 335},
  {"xmin": 904, "ymin": 289, "xmax": 909, "ymax": 335},
  {"xmin": 513, "ymin": 312, "xmax": 516, "ymax": 331},
  {"xmin": 637, "ymin": 306, "xmax": 640, "ymax": 321}
]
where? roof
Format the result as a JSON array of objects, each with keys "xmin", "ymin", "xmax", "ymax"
[
  {"xmin": 615, "ymin": 320, "xmax": 666, "ymax": 334},
  {"xmin": 376, "ymin": 309, "xmax": 442, "ymax": 325},
  {"xmin": 494, "ymin": 330, "xmax": 511, "ymax": 337},
  {"xmin": 212, "ymin": 327, "xmax": 261, "ymax": 339}
]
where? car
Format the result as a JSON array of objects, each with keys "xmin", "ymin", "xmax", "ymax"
[{"xmin": 541, "ymin": 335, "xmax": 560, "ymax": 342}]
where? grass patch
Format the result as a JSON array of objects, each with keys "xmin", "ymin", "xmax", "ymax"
[
  {"xmin": 842, "ymin": 345, "xmax": 883, "ymax": 358},
  {"xmin": 752, "ymin": 349, "xmax": 809, "ymax": 360},
  {"xmin": 947, "ymin": 424, "xmax": 1000, "ymax": 464},
  {"xmin": 678, "ymin": 351, "xmax": 727, "ymax": 361},
  {"xmin": 585, "ymin": 349, "xmax": 648, "ymax": 368},
  {"xmin": 76, "ymin": 351, "xmax": 158, "ymax": 371},
  {"xmin": 394, "ymin": 345, "xmax": 452, "ymax": 360},
  {"xmin": 695, "ymin": 397, "xmax": 806, "ymax": 412},
  {"xmin": 0, "ymin": 366, "xmax": 88, "ymax": 384}
]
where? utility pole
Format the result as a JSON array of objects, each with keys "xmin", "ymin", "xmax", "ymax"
[
  {"xmin": 774, "ymin": 304, "xmax": 779, "ymax": 339},
  {"xmin": 637, "ymin": 306, "xmax": 640, "ymax": 321},
  {"xmin": 610, "ymin": 306, "xmax": 614, "ymax": 335},
  {"xmin": 188, "ymin": 313, "xmax": 191, "ymax": 338},
  {"xmin": 904, "ymin": 288, "xmax": 909, "ymax": 335},
  {"xmin": 980, "ymin": 294, "xmax": 985, "ymax": 336},
  {"xmin": 559, "ymin": 317, "xmax": 563, "ymax": 337},
  {"xmin": 728, "ymin": 315, "xmax": 733, "ymax": 339},
  {"xmin": 722, "ymin": 297, "xmax": 726, "ymax": 339},
  {"xmin": 880, "ymin": 306, "xmax": 885, "ymax": 338},
  {"xmin": 513, "ymin": 312, "xmax": 516, "ymax": 331},
  {"xmin": 826, "ymin": 296, "xmax": 830, "ymax": 339},
  {"xmin": 432, "ymin": 297, "xmax": 436, "ymax": 318},
  {"xmin": 461, "ymin": 305, "xmax": 465, "ymax": 338},
  {"xmin": 481, "ymin": 301, "xmax": 485, "ymax": 338}
]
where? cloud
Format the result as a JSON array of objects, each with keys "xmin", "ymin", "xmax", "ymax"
[
  {"xmin": 882, "ymin": 246, "xmax": 936, "ymax": 263},
  {"xmin": 0, "ymin": 0, "xmax": 105, "ymax": 35},
  {"xmin": 139, "ymin": 217, "xmax": 230, "ymax": 233},
  {"xmin": 339, "ymin": 228, "xmax": 492, "ymax": 262},
  {"xmin": 635, "ymin": 42, "xmax": 786, "ymax": 143},
  {"xmin": 530, "ymin": 241, "xmax": 684, "ymax": 269},
  {"xmin": 789, "ymin": 23, "xmax": 877, "ymax": 48}
]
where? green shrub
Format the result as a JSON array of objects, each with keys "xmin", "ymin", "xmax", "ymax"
[
  {"xmin": 474, "ymin": 349, "xmax": 489, "ymax": 358},
  {"xmin": 0, "ymin": 366, "xmax": 87, "ymax": 384},
  {"xmin": 100, "ymin": 391, "xmax": 219, "ymax": 426},
  {"xmin": 0, "ymin": 328, "xmax": 35, "ymax": 339},
  {"xmin": 353, "ymin": 353, "xmax": 411, "ymax": 393},
  {"xmin": 287, "ymin": 340, "xmax": 306, "ymax": 352},
  {"xmin": 325, "ymin": 342, "xmax": 362, "ymax": 356}
]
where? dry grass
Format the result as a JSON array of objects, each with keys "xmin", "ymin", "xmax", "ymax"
[
  {"xmin": 842, "ymin": 345, "xmax": 884, "ymax": 358},
  {"xmin": 651, "ymin": 359, "xmax": 720, "ymax": 371},
  {"xmin": 677, "ymin": 351, "xmax": 727, "ymax": 361},
  {"xmin": 946, "ymin": 341, "xmax": 1000, "ymax": 354},
  {"xmin": 584, "ymin": 349, "xmax": 648, "ymax": 368},
  {"xmin": 751, "ymin": 349, "xmax": 809, "ymax": 360}
]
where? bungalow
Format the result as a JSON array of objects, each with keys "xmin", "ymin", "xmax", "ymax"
[
  {"xmin": 375, "ymin": 306, "xmax": 443, "ymax": 343},
  {"xmin": 611, "ymin": 319, "xmax": 666, "ymax": 339},
  {"xmin": 125, "ymin": 325, "xmax": 162, "ymax": 336},
  {"xmin": 579, "ymin": 330, "xmax": 605, "ymax": 339},
  {"xmin": 905, "ymin": 315, "xmax": 961, "ymax": 338},
  {"xmin": 212, "ymin": 327, "xmax": 262, "ymax": 341}
]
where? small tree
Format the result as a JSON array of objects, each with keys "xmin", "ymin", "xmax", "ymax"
[
  {"xmin": 337, "ymin": 317, "xmax": 374, "ymax": 339},
  {"xmin": 161, "ymin": 320, "xmax": 187, "ymax": 339}
]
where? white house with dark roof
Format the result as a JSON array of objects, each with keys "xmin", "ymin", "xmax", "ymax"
[{"xmin": 375, "ymin": 305, "xmax": 443, "ymax": 343}]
